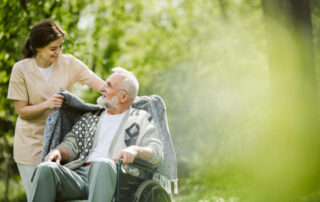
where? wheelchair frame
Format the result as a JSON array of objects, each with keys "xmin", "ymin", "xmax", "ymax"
[{"xmin": 115, "ymin": 159, "xmax": 171, "ymax": 202}]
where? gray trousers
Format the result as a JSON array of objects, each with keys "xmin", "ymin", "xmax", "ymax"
[{"xmin": 29, "ymin": 158, "xmax": 117, "ymax": 202}]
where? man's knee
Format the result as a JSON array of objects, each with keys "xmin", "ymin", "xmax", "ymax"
[
  {"xmin": 89, "ymin": 158, "xmax": 117, "ymax": 173},
  {"xmin": 34, "ymin": 162, "xmax": 59, "ymax": 178},
  {"xmin": 87, "ymin": 158, "xmax": 117, "ymax": 196}
]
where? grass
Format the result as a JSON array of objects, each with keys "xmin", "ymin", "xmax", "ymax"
[
  {"xmin": 173, "ymin": 163, "xmax": 245, "ymax": 202},
  {"xmin": 4, "ymin": 164, "xmax": 320, "ymax": 202}
]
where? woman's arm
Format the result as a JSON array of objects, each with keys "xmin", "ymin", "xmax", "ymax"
[
  {"xmin": 87, "ymin": 77, "xmax": 105, "ymax": 92},
  {"xmin": 14, "ymin": 94, "xmax": 64, "ymax": 120}
]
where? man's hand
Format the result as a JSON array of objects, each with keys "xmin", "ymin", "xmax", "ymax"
[
  {"xmin": 45, "ymin": 149, "xmax": 62, "ymax": 164},
  {"xmin": 114, "ymin": 146, "xmax": 141, "ymax": 166}
]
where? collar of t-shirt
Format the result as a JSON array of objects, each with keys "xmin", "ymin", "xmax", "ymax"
[
  {"xmin": 86, "ymin": 110, "xmax": 127, "ymax": 162},
  {"xmin": 37, "ymin": 63, "xmax": 54, "ymax": 82}
]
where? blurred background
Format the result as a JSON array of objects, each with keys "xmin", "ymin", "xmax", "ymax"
[{"xmin": 1, "ymin": 0, "xmax": 320, "ymax": 201}]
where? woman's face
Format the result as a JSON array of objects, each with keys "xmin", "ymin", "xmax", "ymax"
[{"xmin": 36, "ymin": 37, "xmax": 63, "ymax": 64}]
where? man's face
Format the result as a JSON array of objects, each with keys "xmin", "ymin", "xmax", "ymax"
[{"xmin": 97, "ymin": 73, "xmax": 125, "ymax": 109}]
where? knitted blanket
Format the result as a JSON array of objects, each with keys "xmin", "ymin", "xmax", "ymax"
[{"xmin": 40, "ymin": 90, "xmax": 103, "ymax": 162}]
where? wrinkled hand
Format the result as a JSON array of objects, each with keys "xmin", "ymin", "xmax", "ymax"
[
  {"xmin": 45, "ymin": 149, "xmax": 62, "ymax": 164},
  {"xmin": 114, "ymin": 146, "xmax": 140, "ymax": 166},
  {"xmin": 47, "ymin": 94, "xmax": 64, "ymax": 109}
]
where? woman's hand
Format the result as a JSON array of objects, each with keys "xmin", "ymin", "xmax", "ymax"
[
  {"xmin": 46, "ymin": 94, "xmax": 64, "ymax": 109},
  {"xmin": 14, "ymin": 93, "xmax": 65, "ymax": 120}
]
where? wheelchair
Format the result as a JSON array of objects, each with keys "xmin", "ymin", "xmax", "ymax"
[{"xmin": 114, "ymin": 159, "xmax": 172, "ymax": 202}]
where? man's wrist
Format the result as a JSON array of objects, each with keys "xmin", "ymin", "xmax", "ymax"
[
  {"xmin": 55, "ymin": 146, "xmax": 62, "ymax": 153},
  {"xmin": 135, "ymin": 146, "xmax": 143, "ymax": 157},
  {"xmin": 56, "ymin": 146, "xmax": 70, "ymax": 161}
]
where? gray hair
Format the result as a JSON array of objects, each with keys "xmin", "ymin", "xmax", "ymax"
[{"xmin": 112, "ymin": 67, "xmax": 139, "ymax": 101}]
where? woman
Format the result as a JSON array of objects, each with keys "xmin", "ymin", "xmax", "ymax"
[{"xmin": 7, "ymin": 19, "xmax": 105, "ymax": 198}]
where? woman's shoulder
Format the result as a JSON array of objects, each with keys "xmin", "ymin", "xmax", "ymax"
[
  {"xmin": 13, "ymin": 58, "xmax": 34, "ymax": 71},
  {"xmin": 58, "ymin": 54, "xmax": 82, "ymax": 66},
  {"xmin": 15, "ymin": 58, "xmax": 33, "ymax": 66},
  {"xmin": 56, "ymin": 54, "xmax": 73, "ymax": 67},
  {"xmin": 58, "ymin": 54, "xmax": 88, "ymax": 70},
  {"xmin": 58, "ymin": 54, "xmax": 79, "ymax": 61}
]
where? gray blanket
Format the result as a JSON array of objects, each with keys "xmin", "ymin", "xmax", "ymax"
[
  {"xmin": 40, "ymin": 90, "xmax": 103, "ymax": 162},
  {"xmin": 132, "ymin": 95, "xmax": 178, "ymax": 182}
]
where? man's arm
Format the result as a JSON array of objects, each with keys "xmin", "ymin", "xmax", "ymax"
[
  {"xmin": 114, "ymin": 117, "xmax": 163, "ymax": 166},
  {"xmin": 114, "ymin": 145, "xmax": 154, "ymax": 166},
  {"xmin": 45, "ymin": 129, "xmax": 80, "ymax": 164}
]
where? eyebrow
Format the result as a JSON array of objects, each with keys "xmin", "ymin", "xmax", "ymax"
[
  {"xmin": 50, "ymin": 42, "xmax": 64, "ymax": 48},
  {"xmin": 50, "ymin": 45, "xmax": 61, "ymax": 49},
  {"xmin": 106, "ymin": 81, "xmax": 112, "ymax": 88}
]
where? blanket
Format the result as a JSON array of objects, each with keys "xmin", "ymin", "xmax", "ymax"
[
  {"xmin": 40, "ymin": 90, "xmax": 103, "ymax": 162},
  {"xmin": 132, "ymin": 95, "xmax": 178, "ymax": 194}
]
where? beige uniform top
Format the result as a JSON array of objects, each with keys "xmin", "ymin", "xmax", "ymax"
[{"xmin": 7, "ymin": 54, "xmax": 99, "ymax": 166}]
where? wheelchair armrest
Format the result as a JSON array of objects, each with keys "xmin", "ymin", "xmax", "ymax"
[{"xmin": 129, "ymin": 158, "xmax": 156, "ymax": 174}]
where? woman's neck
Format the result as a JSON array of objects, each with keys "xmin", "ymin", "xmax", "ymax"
[{"xmin": 35, "ymin": 56, "xmax": 52, "ymax": 68}]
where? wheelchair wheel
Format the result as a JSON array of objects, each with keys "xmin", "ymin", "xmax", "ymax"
[{"xmin": 134, "ymin": 180, "xmax": 171, "ymax": 202}]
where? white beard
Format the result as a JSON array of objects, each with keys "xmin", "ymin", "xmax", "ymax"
[{"xmin": 97, "ymin": 94, "xmax": 119, "ymax": 109}]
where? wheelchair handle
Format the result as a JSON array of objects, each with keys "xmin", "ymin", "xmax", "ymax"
[
  {"xmin": 116, "ymin": 159, "xmax": 123, "ymax": 202},
  {"xmin": 118, "ymin": 159, "xmax": 123, "ymax": 167}
]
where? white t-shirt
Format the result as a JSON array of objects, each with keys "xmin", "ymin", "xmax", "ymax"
[
  {"xmin": 86, "ymin": 110, "xmax": 127, "ymax": 162},
  {"xmin": 37, "ymin": 63, "xmax": 54, "ymax": 82}
]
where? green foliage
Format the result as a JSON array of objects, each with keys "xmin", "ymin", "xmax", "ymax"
[
  {"xmin": 0, "ymin": 178, "xmax": 26, "ymax": 202},
  {"xmin": 0, "ymin": 0, "xmax": 88, "ymax": 200},
  {"xmin": 1, "ymin": 0, "xmax": 320, "ymax": 201}
]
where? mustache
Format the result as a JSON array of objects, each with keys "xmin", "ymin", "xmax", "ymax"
[{"xmin": 97, "ymin": 96, "xmax": 108, "ymax": 108}]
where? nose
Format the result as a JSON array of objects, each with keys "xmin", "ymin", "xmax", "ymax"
[
  {"xmin": 100, "ymin": 84, "xmax": 107, "ymax": 93},
  {"xmin": 56, "ymin": 47, "xmax": 62, "ymax": 55}
]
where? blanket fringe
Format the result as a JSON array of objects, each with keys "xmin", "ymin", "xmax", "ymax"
[
  {"xmin": 153, "ymin": 173, "xmax": 178, "ymax": 195},
  {"xmin": 173, "ymin": 179, "xmax": 178, "ymax": 194}
]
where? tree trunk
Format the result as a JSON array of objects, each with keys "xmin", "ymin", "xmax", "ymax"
[
  {"xmin": 218, "ymin": 0, "xmax": 228, "ymax": 19},
  {"xmin": 253, "ymin": 0, "xmax": 320, "ymax": 201},
  {"xmin": 263, "ymin": 0, "xmax": 317, "ymax": 103}
]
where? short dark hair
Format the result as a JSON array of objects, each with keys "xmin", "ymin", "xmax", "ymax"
[{"xmin": 22, "ymin": 19, "xmax": 66, "ymax": 58}]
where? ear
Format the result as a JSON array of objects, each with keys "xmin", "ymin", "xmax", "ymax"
[{"xmin": 119, "ymin": 91, "xmax": 130, "ymax": 103}]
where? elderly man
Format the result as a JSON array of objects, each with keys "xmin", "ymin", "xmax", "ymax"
[{"xmin": 29, "ymin": 67, "xmax": 163, "ymax": 202}]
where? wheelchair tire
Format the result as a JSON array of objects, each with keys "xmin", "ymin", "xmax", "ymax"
[{"xmin": 133, "ymin": 180, "xmax": 171, "ymax": 202}]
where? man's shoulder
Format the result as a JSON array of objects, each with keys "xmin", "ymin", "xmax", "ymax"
[
  {"xmin": 72, "ymin": 110, "xmax": 103, "ymax": 132},
  {"xmin": 129, "ymin": 108, "xmax": 150, "ymax": 116},
  {"xmin": 81, "ymin": 110, "xmax": 104, "ymax": 120},
  {"xmin": 129, "ymin": 108, "xmax": 154, "ymax": 123}
]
